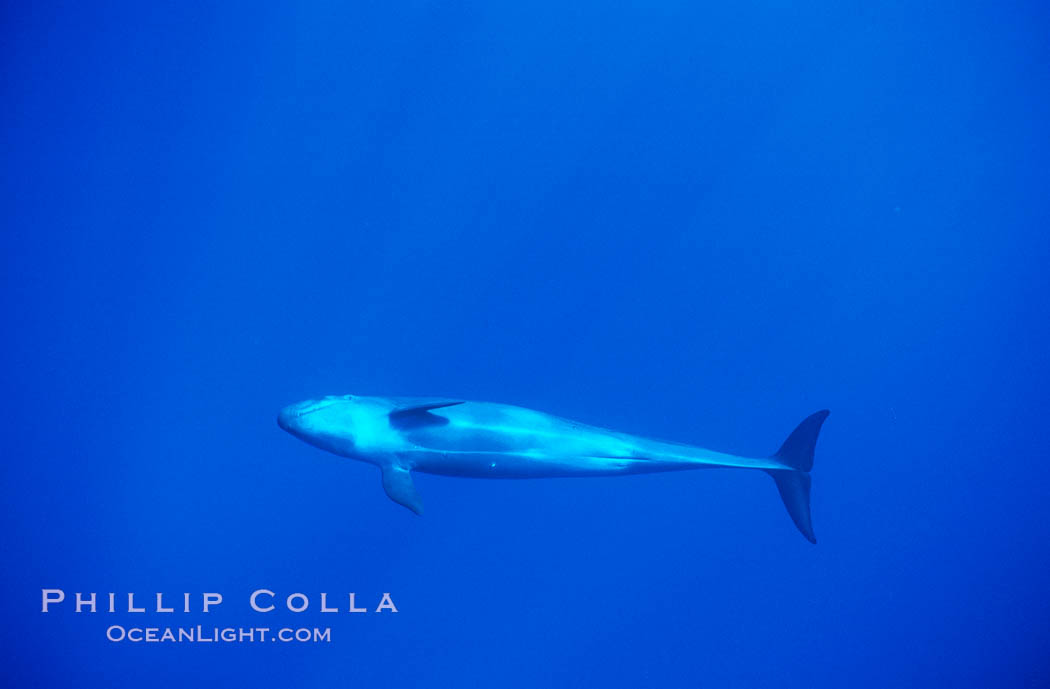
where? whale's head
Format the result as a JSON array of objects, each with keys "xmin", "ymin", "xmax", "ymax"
[
  {"xmin": 279, "ymin": 395, "xmax": 456, "ymax": 461},
  {"xmin": 277, "ymin": 395, "xmax": 374, "ymax": 457}
]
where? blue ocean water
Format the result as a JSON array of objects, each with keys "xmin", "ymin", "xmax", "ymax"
[{"xmin": 3, "ymin": 2, "xmax": 1049, "ymax": 687}]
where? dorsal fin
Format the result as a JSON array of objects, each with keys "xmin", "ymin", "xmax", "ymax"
[{"xmin": 388, "ymin": 399, "xmax": 464, "ymax": 430}]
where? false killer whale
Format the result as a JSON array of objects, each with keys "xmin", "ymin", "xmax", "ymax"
[{"xmin": 277, "ymin": 395, "xmax": 828, "ymax": 543}]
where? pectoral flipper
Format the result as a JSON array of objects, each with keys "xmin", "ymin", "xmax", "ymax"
[{"xmin": 380, "ymin": 462, "xmax": 423, "ymax": 515}]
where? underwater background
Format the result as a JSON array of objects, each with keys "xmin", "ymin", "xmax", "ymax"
[{"xmin": 3, "ymin": 2, "xmax": 1049, "ymax": 687}]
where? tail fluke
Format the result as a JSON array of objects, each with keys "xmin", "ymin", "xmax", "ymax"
[
  {"xmin": 768, "ymin": 470, "xmax": 816, "ymax": 543},
  {"xmin": 765, "ymin": 410, "xmax": 829, "ymax": 544}
]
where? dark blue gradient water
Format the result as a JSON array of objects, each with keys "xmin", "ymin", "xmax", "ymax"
[{"xmin": 3, "ymin": 2, "xmax": 1049, "ymax": 687}]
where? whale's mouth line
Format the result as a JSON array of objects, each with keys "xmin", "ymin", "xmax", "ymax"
[{"xmin": 295, "ymin": 400, "xmax": 339, "ymax": 418}]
